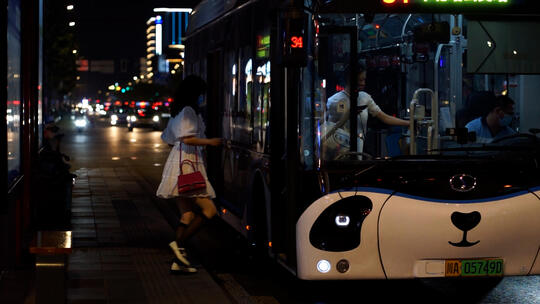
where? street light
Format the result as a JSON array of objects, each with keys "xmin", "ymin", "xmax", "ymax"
[
  {"xmin": 67, "ymin": 4, "xmax": 74, "ymax": 10},
  {"xmin": 72, "ymin": 49, "xmax": 78, "ymax": 54},
  {"xmin": 69, "ymin": 21, "xmax": 76, "ymax": 27}
]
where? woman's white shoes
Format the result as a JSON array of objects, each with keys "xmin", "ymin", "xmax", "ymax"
[
  {"xmin": 170, "ymin": 260, "xmax": 197, "ymax": 274},
  {"xmin": 169, "ymin": 241, "xmax": 192, "ymax": 266}
]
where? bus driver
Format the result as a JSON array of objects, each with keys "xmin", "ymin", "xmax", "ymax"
[{"xmin": 322, "ymin": 63, "xmax": 409, "ymax": 160}]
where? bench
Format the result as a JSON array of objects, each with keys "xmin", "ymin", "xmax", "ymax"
[{"xmin": 29, "ymin": 231, "xmax": 72, "ymax": 304}]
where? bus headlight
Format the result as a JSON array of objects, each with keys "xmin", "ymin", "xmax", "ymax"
[
  {"xmin": 152, "ymin": 115, "xmax": 160, "ymax": 122},
  {"xmin": 309, "ymin": 195, "xmax": 373, "ymax": 252}
]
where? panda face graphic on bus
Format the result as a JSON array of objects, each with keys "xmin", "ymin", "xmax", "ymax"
[{"xmin": 449, "ymin": 211, "xmax": 481, "ymax": 247}]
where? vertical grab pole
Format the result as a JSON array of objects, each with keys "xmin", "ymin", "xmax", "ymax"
[
  {"xmin": 434, "ymin": 43, "xmax": 452, "ymax": 151},
  {"xmin": 409, "ymin": 99, "xmax": 417, "ymax": 155},
  {"xmin": 410, "ymin": 88, "xmax": 435, "ymax": 155}
]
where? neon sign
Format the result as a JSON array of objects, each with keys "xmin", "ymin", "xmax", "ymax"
[{"xmin": 290, "ymin": 36, "xmax": 304, "ymax": 49}]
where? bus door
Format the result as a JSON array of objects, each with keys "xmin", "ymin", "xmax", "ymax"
[
  {"xmin": 206, "ymin": 50, "xmax": 224, "ymax": 196},
  {"xmin": 316, "ymin": 26, "xmax": 359, "ymax": 161}
]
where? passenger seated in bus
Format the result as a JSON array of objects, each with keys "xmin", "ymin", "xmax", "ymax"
[
  {"xmin": 465, "ymin": 95, "xmax": 516, "ymax": 144},
  {"xmin": 322, "ymin": 63, "xmax": 409, "ymax": 160},
  {"xmin": 456, "ymin": 91, "xmax": 496, "ymax": 129}
]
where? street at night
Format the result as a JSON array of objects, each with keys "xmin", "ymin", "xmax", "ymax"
[{"xmin": 3, "ymin": 0, "xmax": 540, "ymax": 303}]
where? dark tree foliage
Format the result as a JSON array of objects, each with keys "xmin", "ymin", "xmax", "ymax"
[{"xmin": 43, "ymin": 0, "xmax": 78, "ymax": 100}]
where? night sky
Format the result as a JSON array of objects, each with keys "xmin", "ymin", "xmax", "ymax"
[{"xmin": 75, "ymin": 0, "xmax": 201, "ymax": 60}]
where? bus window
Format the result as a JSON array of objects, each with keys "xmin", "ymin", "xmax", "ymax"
[
  {"xmin": 223, "ymin": 51, "xmax": 237, "ymax": 141},
  {"xmin": 316, "ymin": 30, "xmax": 354, "ymax": 161},
  {"xmin": 254, "ymin": 60, "xmax": 270, "ymax": 151},
  {"xmin": 233, "ymin": 47, "xmax": 253, "ymax": 144}
]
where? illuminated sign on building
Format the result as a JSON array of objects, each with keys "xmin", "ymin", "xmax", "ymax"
[{"xmin": 155, "ymin": 16, "xmax": 162, "ymax": 55}]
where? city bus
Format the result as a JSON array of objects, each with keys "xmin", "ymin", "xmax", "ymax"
[{"xmin": 184, "ymin": 0, "xmax": 540, "ymax": 279}]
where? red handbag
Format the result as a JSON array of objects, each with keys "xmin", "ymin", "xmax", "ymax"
[{"xmin": 177, "ymin": 144, "xmax": 206, "ymax": 194}]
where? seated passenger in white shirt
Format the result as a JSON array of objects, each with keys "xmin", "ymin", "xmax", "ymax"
[{"xmin": 465, "ymin": 95, "xmax": 516, "ymax": 144}]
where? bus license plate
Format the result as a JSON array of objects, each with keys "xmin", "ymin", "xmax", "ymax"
[{"xmin": 445, "ymin": 259, "xmax": 503, "ymax": 277}]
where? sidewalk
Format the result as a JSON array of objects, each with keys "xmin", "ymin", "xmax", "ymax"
[{"xmin": 40, "ymin": 166, "xmax": 233, "ymax": 304}]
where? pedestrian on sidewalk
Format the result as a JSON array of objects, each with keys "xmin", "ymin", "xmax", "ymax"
[{"xmin": 156, "ymin": 75, "xmax": 222, "ymax": 274}]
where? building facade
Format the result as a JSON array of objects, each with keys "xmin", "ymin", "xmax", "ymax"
[{"xmin": 142, "ymin": 8, "xmax": 190, "ymax": 84}]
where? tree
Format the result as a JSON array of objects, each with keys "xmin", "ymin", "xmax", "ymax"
[{"xmin": 43, "ymin": 0, "xmax": 78, "ymax": 105}]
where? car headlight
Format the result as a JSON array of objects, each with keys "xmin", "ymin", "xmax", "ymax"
[
  {"xmin": 129, "ymin": 115, "xmax": 137, "ymax": 122},
  {"xmin": 152, "ymin": 115, "xmax": 160, "ymax": 122},
  {"xmin": 74, "ymin": 119, "xmax": 87, "ymax": 128},
  {"xmin": 111, "ymin": 114, "xmax": 118, "ymax": 121}
]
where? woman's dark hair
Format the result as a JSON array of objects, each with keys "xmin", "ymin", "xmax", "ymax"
[
  {"xmin": 494, "ymin": 94, "xmax": 515, "ymax": 110},
  {"xmin": 170, "ymin": 75, "xmax": 207, "ymax": 117}
]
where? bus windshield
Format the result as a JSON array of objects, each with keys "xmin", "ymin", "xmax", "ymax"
[{"xmin": 300, "ymin": 12, "xmax": 540, "ymax": 166}]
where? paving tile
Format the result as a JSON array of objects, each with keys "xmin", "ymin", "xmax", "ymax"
[
  {"xmin": 72, "ymin": 224, "xmax": 96, "ymax": 229},
  {"xmin": 67, "ymin": 288, "xmax": 106, "ymax": 300},
  {"xmin": 69, "ymin": 263, "xmax": 103, "ymax": 271},
  {"xmin": 68, "ymin": 299, "xmax": 107, "ymax": 304},
  {"xmin": 68, "ymin": 278, "xmax": 105, "ymax": 289},
  {"xmin": 72, "ymin": 212, "xmax": 95, "ymax": 218},
  {"xmin": 95, "ymin": 218, "xmax": 119, "ymax": 224},
  {"xmin": 68, "ymin": 271, "xmax": 105, "ymax": 280},
  {"xmin": 72, "ymin": 218, "xmax": 96, "ymax": 224},
  {"xmin": 72, "ymin": 207, "xmax": 94, "ymax": 212},
  {"xmin": 73, "ymin": 240, "xmax": 99, "ymax": 247},
  {"xmin": 73, "ymin": 231, "xmax": 97, "ymax": 238},
  {"xmin": 105, "ymin": 278, "xmax": 147, "ymax": 301}
]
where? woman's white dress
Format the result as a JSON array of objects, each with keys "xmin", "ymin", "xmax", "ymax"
[{"xmin": 156, "ymin": 106, "xmax": 216, "ymax": 199}]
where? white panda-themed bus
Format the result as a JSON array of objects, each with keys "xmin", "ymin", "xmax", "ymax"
[{"xmin": 183, "ymin": 0, "xmax": 540, "ymax": 280}]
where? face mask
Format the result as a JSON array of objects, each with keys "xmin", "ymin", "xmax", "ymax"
[{"xmin": 499, "ymin": 114, "xmax": 513, "ymax": 127}]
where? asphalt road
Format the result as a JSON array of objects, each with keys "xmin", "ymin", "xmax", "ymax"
[{"xmin": 59, "ymin": 114, "xmax": 540, "ymax": 304}]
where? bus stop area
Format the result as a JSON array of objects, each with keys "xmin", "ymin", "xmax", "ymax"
[{"xmin": 1, "ymin": 164, "xmax": 234, "ymax": 304}]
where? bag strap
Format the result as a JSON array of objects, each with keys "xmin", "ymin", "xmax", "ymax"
[
  {"xmin": 179, "ymin": 141, "xmax": 199, "ymax": 174},
  {"xmin": 179, "ymin": 109, "xmax": 202, "ymax": 174}
]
